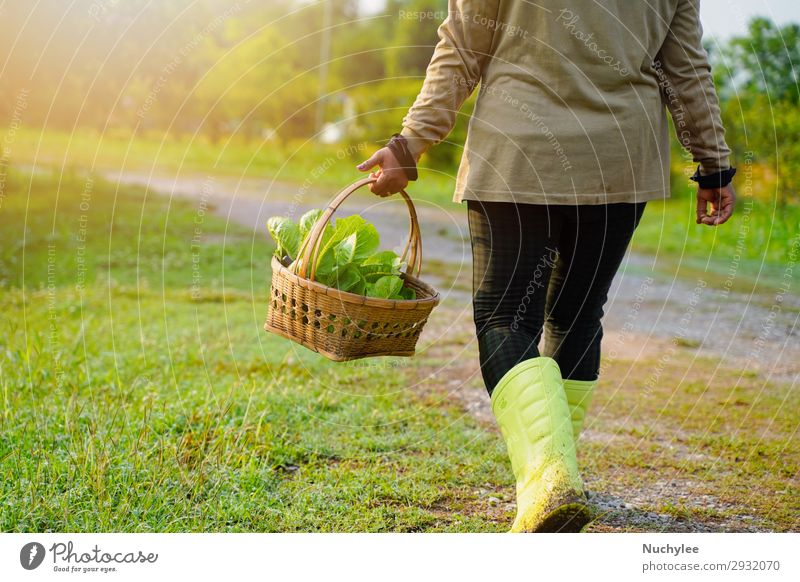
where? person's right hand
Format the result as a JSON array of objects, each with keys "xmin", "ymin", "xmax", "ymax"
[
  {"xmin": 696, "ymin": 183, "xmax": 735, "ymax": 226},
  {"xmin": 356, "ymin": 147, "xmax": 409, "ymax": 197}
]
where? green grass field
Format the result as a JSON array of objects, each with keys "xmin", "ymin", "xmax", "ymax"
[
  {"xmin": 2, "ymin": 132, "xmax": 798, "ymax": 532},
  {"xmin": 5, "ymin": 126, "xmax": 459, "ymax": 207},
  {"xmin": 631, "ymin": 180, "xmax": 799, "ymax": 287},
  {"xmin": 0, "ymin": 170, "xmax": 510, "ymax": 531},
  {"xmin": 9, "ymin": 126, "xmax": 798, "ymax": 283}
]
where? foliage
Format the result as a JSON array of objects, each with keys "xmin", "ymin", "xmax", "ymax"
[
  {"xmin": 0, "ymin": 0, "xmax": 456, "ymax": 147},
  {"xmin": 267, "ymin": 210, "xmax": 416, "ymax": 300},
  {"xmin": 717, "ymin": 18, "xmax": 800, "ymax": 104},
  {"xmin": 711, "ymin": 18, "xmax": 800, "ymax": 205},
  {"xmin": 721, "ymin": 96, "xmax": 800, "ymax": 207},
  {"xmin": 2, "ymin": 1, "xmax": 797, "ymax": 211},
  {"xmin": 385, "ymin": 0, "xmax": 447, "ymax": 78}
]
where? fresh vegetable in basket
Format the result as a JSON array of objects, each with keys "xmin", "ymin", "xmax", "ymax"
[{"xmin": 267, "ymin": 209, "xmax": 416, "ymax": 300}]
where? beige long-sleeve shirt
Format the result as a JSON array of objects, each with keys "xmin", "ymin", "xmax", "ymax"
[{"xmin": 400, "ymin": 0, "xmax": 731, "ymax": 205}]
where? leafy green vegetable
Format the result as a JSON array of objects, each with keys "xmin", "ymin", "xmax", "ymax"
[
  {"xmin": 361, "ymin": 250, "xmax": 398, "ymax": 267},
  {"xmin": 318, "ymin": 215, "xmax": 379, "ymax": 263},
  {"xmin": 398, "ymin": 286, "xmax": 416, "ymax": 300},
  {"xmin": 331, "ymin": 263, "xmax": 366, "ymax": 295},
  {"xmin": 359, "ymin": 263, "xmax": 395, "ymax": 283},
  {"xmin": 358, "ymin": 251, "xmax": 405, "ymax": 286},
  {"xmin": 267, "ymin": 216, "xmax": 301, "ymax": 260},
  {"xmin": 368, "ymin": 252, "xmax": 403, "ymax": 268},
  {"xmin": 334, "ymin": 233, "xmax": 357, "ymax": 265},
  {"xmin": 299, "ymin": 209, "xmax": 324, "ymax": 239},
  {"xmin": 314, "ymin": 215, "xmax": 380, "ymax": 286},
  {"xmin": 266, "ymin": 209, "xmax": 417, "ymax": 301},
  {"xmin": 367, "ymin": 275, "xmax": 403, "ymax": 299}
]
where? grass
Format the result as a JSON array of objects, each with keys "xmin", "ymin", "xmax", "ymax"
[
  {"xmin": 631, "ymin": 180, "xmax": 800, "ymax": 288},
  {"xmin": 5, "ymin": 125, "xmax": 459, "ymax": 207},
  {"xmin": 583, "ymin": 353, "xmax": 800, "ymax": 532},
  {"xmin": 419, "ymin": 301, "xmax": 800, "ymax": 532},
  {"xmin": 0, "ymin": 169, "xmax": 510, "ymax": 532},
  {"xmin": 2, "ymin": 129, "xmax": 798, "ymax": 532},
  {"xmin": 8, "ymin": 126, "xmax": 798, "ymax": 286}
]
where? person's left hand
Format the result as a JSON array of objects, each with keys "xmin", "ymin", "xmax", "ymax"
[
  {"xmin": 696, "ymin": 183, "xmax": 736, "ymax": 226},
  {"xmin": 356, "ymin": 147, "xmax": 408, "ymax": 197}
]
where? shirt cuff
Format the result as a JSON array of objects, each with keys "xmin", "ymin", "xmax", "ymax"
[
  {"xmin": 399, "ymin": 127, "xmax": 432, "ymax": 161},
  {"xmin": 699, "ymin": 157, "xmax": 731, "ymax": 175}
]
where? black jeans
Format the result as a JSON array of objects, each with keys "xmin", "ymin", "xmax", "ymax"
[{"xmin": 468, "ymin": 200, "xmax": 646, "ymax": 394}]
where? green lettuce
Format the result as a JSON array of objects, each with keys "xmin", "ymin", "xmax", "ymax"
[
  {"xmin": 299, "ymin": 209, "xmax": 324, "ymax": 239},
  {"xmin": 266, "ymin": 216, "xmax": 301, "ymax": 260},
  {"xmin": 267, "ymin": 210, "xmax": 416, "ymax": 301}
]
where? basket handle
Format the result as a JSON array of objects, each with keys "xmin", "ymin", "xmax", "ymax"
[{"xmin": 294, "ymin": 177, "xmax": 423, "ymax": 282}]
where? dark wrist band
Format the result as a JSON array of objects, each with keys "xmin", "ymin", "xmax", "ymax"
[
  {"xmin": 690, "ymin": 166, "xmax": 736, "ymax": 189},
  {"xmin": 387, "ymin": 134, "xmax": 418, "ymax": 181}
]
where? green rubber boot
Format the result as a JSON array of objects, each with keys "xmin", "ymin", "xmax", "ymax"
[
  {"xmin": 491, "ymin": 357, "xmax": 591, "ymax": 532},
  {"xmin": 563, "ymin": 379, "xmax": 597, "ymax": 443}
]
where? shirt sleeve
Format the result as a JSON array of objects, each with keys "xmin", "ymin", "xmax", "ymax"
[
  {"xmin": 655, "ymin": 0, "xmax": 731, "ymax": 175},
  {"xmin": 400, "ymin": 0, "xmax": 501, "ymax": 160}
]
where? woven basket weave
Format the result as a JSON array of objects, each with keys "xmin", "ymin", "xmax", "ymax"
[{"xmin": 264, "ymin": 178, "xmax": 440, "ymax": 361}]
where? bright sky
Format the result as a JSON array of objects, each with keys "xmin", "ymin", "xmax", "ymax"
[
  {"xmin": 360, "ymin": 0, "xmax": 800, "ymax": 40},
  {"xmin": 700, "ymin": 0, "xmax": 800, "ymax": 39}
]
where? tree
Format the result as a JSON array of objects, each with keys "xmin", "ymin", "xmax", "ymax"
[
  {"xmin": 722, "ymin": 17, "xmax": 800, "ymax": 104},
  {"xmin": 711, "ymin": 18, "xmax": 800, "ymax": 206},
  {"xmin": 387, "ymin": 0, "xmax": 448, "ymax": 77}
]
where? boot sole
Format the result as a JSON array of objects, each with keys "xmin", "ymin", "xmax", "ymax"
[{"xmin": 535, "ymin": 502, "xmax": 593, "ymax": 533}]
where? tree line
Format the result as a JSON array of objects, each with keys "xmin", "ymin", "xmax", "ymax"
[{"xmin": 0, "ymin": 1, "xmax": 796, "ymax": 201}]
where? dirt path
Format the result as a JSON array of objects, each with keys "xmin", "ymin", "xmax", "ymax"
[
  {"xmin": 118, "ymin": 171, "xmax": 799, "ymax": 383},
  {"xmin": 118, "ymin": 171, "xmax": 800, "ymax": 532},
  {"xmin": 416, "ymin": 301, "xmax": 796, "ymax": 532}
]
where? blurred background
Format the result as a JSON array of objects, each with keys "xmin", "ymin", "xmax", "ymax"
[{"xmin": 0, "ymin": 0, "xmax": 798, "ymax": 201}]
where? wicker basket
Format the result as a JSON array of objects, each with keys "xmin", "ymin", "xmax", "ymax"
[{"xmin": 264, "ymin": 177, "xmax": 440, "ymax": 361}]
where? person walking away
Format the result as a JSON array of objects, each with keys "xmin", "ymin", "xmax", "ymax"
[{"xmin": 357, "ymin": 0, "xmax": 736, "ymax": 532}]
